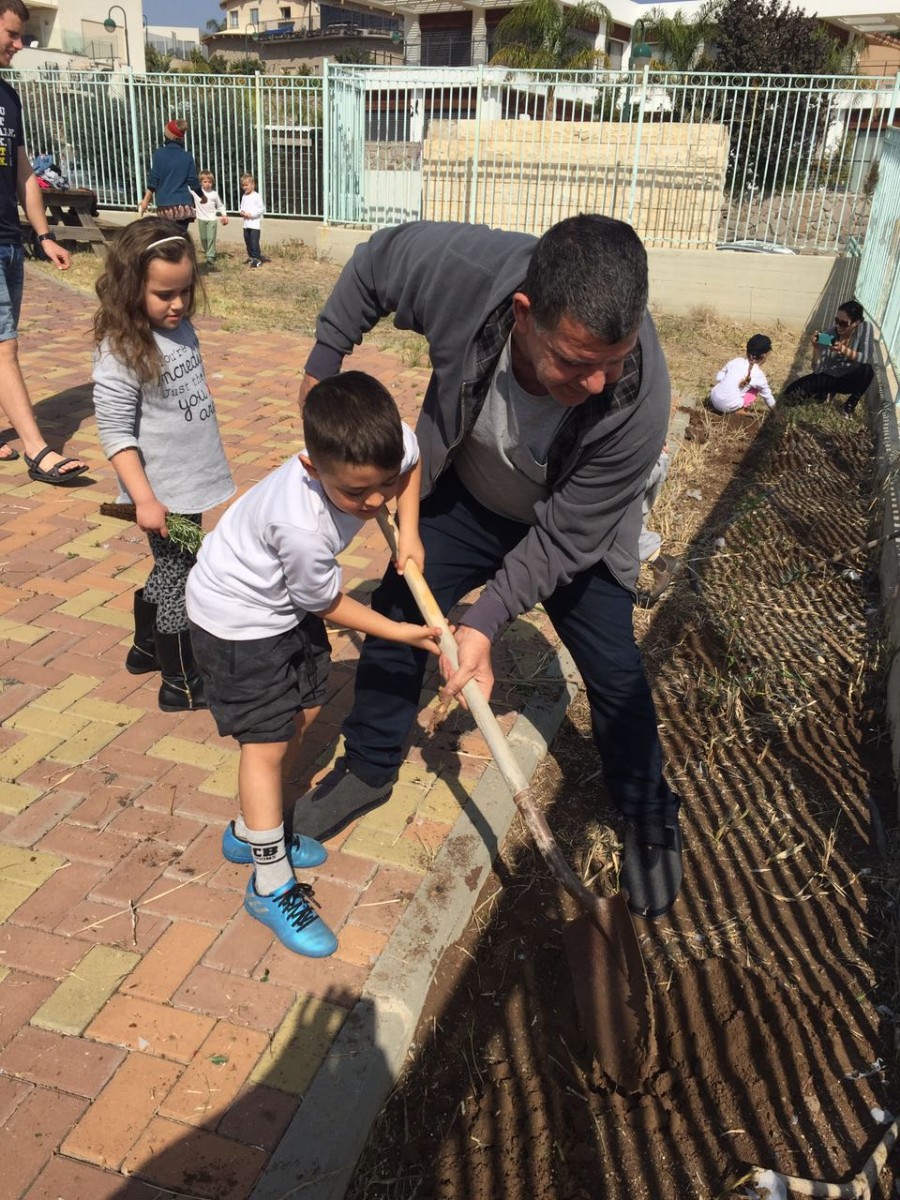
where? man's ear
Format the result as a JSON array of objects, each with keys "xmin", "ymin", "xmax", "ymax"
[
  {"xmin": 299, "ymin": 453, "xmax": 319, "ymax": 479},
  {"xmin": 512, "ymin": 292, "xmax": 532, "ymax": 330}
]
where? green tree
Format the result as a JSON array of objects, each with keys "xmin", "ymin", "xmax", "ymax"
[
  {"xmin": 714, "ymin": 0, "xmax": 848, "ymax": 75},
  {"xmin": 205, "ymin": 18, "xmax": 225, "ymax": 33},
  {"xmin": 490, "ymin": 0, "xmax": 611, "ymax": 70},
  {"xmin": 228, "ymin": 55, "xmax": 265, "ymax": 74},
  {"xmin": 641, "ymin": 1, "xmax": 719, "ymax": 71},
  {"xmin": 144, "ymin": 43, "xmax": 172, "ymax": 72}
]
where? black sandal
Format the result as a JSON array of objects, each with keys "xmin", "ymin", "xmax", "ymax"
[{"xmin": 24, "ymin": 446, "xmax": 89, "ymax": 486}]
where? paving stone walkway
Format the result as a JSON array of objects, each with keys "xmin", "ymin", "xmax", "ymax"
[{"xmin": 0, "ymin": 269, "xmax": 561, "ymax": 1199}]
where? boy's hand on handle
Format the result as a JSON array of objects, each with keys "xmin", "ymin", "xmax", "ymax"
[
  {"xmin": 395, "ymin": 529, "xmax": 425, "ymax": 576},
  {"xmin": 440, "ymin": 626, "xmax": 494, "ymax": 707},
  {"xmin": 136, "ymin": 498, "xmax": 169, "ymax": 536},
  {"xmin": 395, "ymin": 622, "xmax": 443, "ymax": 655}
]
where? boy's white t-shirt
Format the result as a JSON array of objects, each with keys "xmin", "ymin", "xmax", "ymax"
[
  {"xmin": 240, "ymin": 189, "xmax": 264, "ymax": 229},
  {"xmin": 710, "ymin": 357, "xmax": 776, "ymax": 413},
  {"xmin": 185, "ymin": 423, "xmax": 419, "ymax": 640},
  {"xmin": 192, "ymin": 187, "xmax": 226, "ymax": 221}
]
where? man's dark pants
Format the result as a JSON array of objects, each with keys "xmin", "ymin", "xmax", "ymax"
[{"xmin": 343, "ymin": 470, "xmax": 676, "ymax": 823}]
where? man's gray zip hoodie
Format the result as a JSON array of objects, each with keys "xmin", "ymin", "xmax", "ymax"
[{"xmin": 305, "ymin": 220, "xmax": 670, "ymax": 643}]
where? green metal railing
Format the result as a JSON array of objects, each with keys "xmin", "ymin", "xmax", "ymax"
[
  {"xmin": 8, "ymin": 64, "xmax": 900, "ymax": 253},
  {"xmin": 857, "ymin": 127, "xmax": 900, "ymax": 382}
]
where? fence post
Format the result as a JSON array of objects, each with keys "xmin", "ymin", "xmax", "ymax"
[
  {"xmin": 127, "ymin": 71, "xmax": 143, "ymax": 209},
  {"xmin": 889, "ymin": 70, "xmax": 900, "ymax": 131},
  {"xmin": 627, "ymin": 65, "xmax": 649, "ymax": 228},
  {"xmin": 322, "ymin": 59, "xmax": 331, "ymax": 225},
  {"xmin": 468, "ymin": 63, "xmax": 484, "ymax": 226},
  {"xmin": 255, "ymin": 71, "xmax": 265, "ymax": 197}
]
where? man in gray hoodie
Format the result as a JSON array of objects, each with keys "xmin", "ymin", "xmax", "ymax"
[{"xmin": 295, "ymin": 215, "xmax": 681, "ymax": 919}]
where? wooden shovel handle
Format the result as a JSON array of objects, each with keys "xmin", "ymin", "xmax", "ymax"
[{"xmin": 377, "ymin": 510, "xmax": 608, "ymax": 922}]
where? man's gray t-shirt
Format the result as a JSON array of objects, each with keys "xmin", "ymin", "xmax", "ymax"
[{"xmin": 453, "ymin": 336, "xmax": 569, "ymax": 523}]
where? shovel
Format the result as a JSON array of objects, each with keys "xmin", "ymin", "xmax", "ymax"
[{"xmin": 377, "ymin": 512, "xmax": 655, "ymax": 1091}]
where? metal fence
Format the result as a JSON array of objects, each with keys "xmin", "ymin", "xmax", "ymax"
[
  {"xmin": 8, "ymin": 64, "xmax": 900, "ymax": 253},
  {"xmin": 12, "ymin": 69, "xmax": 324, "ymax": 217},
  {"xmin": 856, "ymin": 127, "xmax": 900, "ymax": 378}
]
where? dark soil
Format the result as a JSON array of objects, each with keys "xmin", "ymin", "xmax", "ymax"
[{"xmin": 346, "ymin": 400, "xmax": 899, "ymax": 1200}]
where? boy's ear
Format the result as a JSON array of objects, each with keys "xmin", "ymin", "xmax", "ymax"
[{"xmin": 298, "ymin": 453, "xmax": 318, "ymax": 478}]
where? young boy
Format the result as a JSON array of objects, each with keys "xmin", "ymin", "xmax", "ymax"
[
  {"xmin": 185, "ymin": 372, "xmax": 441, "ymax": 957},
  {"xmin": 238, "ymin": 173, "xmax": 265, "ymax": 267},
  {"xmin": 193, "ymin": 171, "xmax": 228, "ymax": 269},
  {"xmin": 710, "ymin": 333, "xmax": 776, "ymax": 414}
]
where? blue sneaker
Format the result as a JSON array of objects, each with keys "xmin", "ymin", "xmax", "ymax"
[
  {"xmin": 244, "ymin": 877, "xmax": 338, "ymax": 957},
  {"xmin": 222, "ymin": 822, "xmax": 327, "ymax": 869}
]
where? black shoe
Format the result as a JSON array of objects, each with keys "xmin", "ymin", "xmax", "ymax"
[
  {"xmin": 622, "ymin": 813, "xmax": 683, "ymax": 919},
  {"xmin": 155, "ymin": 628, "xmax": 207, "ymax": 712},
  {"xmin": 294, "ymin": 756, "xmax": 393, "ymax": 842},
  {"xmin": 125, "ymin": 589, "xmax": 159, "ymax": 675}
]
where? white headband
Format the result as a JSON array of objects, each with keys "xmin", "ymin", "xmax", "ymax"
[{"xmin": 145, "ymin": 235, "xmax": 188, "ymax": 251}]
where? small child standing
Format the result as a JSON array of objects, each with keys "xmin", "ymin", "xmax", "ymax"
[
  {"xmin": 710, "ymin": 334, "xmax": 776, "ymax": 414},
  {"xmin": 92, "ymin": 219, "xmax": 235, "ymax": 712},
  {"xmin": 192, "ymin": 170, "xmax": 228, "ymax": 269},
  {"xmin": 185, "ymin": 372, "xmax": 441, "ymax": 957},
  {"xmin": 239, "ymin": 173, "xmax": 265, "ymax": 268}
]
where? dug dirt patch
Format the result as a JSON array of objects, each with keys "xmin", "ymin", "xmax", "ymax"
[{"xmin": 347, "ymin": 400, "xmax": 898, "ymax": 1200}]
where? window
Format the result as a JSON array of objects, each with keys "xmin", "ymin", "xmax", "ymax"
[
  {"xmin": 280, "ymin": 6, "xmax": 291, "ymax": 18},
  {"xmin": 229, "ymin": 10, "xmax": 238, "ymax": 27},
  {"xmin": 607, "ymin": 37, "xmax": 625, "ymax": 69},
  {"xmin": 250, "ymin": 8, "xmax": 260, "ymax": 25}
]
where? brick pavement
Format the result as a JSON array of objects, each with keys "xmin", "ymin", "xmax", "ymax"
[{"xmin": 0, "ymin": 269, "xmax": 565, "ymax": 1199}]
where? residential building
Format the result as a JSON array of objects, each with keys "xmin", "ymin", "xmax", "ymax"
[
  {"xmin": 145, "ymin": 23, "xmax": 205, "ymax": 63},
  {"xmin": 11, "ymin": 0, "xmax": 145, "ymax": 72},
  {"xmin": 204, "ymin": 0, "xmax": 403, "ymax": 73}
]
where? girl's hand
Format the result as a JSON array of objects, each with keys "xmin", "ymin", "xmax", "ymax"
[
  {"xmin": 394, "ymin": 530, "xmax": 425, "ymax": 576},
  {"xmin": 135, "ymin": 498, "xmax": 169, "ymax": 536},
  {"xmin": 220, "ymin": 215, "xmax": 229, "ymax": 225},
  {"xmin": 395, "ymin": 623, "xmax": 442, "ymax": 655},
  {"xmin": 834, "ymin": 340, "xmax": 852, "ymax": 357},
  {"xmin": 810, "ymin": 331, "xmax": 820, "ymax": 346}
]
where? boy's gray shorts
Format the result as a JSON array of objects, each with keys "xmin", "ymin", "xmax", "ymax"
[{"xmin": 189, "ymin": 615, "xmax": 331, "ymax": 744}]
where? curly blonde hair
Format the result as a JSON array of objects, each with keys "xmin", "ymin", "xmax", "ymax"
[{"xmin": 93, "ymin": 218, "xmax": 201, "ymax": 384}]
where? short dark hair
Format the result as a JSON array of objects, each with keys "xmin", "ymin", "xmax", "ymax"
[
  {"xmin": 746, "ymin": 333, "xmax": 772, "ymax": 358},
  {"xmin": 838, "ymin": 299, "xmax": 864, "ymax": 323},
  {"xmin": 303, "ymin": 372, "xmax": 403, "ymax": 471},
  {"xmin": 0, "ymin": 0, "xmax": 30, "ymax": 21},
  {"xmin": 521, "ymin": 214, "xmax": 648, "ymax": 342}
]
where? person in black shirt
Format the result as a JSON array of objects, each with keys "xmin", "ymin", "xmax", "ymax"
[{"xmin": 0, "ymin": 0, "xmax": 89, "ymax": 484}]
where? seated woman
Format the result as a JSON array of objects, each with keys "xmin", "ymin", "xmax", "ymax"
[{"xmin": 784, "ymin": 299, "xmax": 874, "ymax": 417}]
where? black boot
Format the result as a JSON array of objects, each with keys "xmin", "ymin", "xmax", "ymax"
[
  {"xmin": 125, "ymin": 589, "xmax": 159, "ymax": 675},
  {"xmin": 155, "ymin": 628, "xmax": 207, "ymax": 712}
]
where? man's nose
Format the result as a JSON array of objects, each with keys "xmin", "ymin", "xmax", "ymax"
[{"xmin": 580, "ymin": 366, "xmax": 609, "ymax": 393}]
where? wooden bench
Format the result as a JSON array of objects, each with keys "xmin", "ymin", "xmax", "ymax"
[{"xmin": 21, "ymin": 188, "xmax": 107, "ymax": 257}]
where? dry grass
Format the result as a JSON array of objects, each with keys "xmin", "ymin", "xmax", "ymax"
[{"xmin": 32, "ymin": 237, "xmax": 424, "ymax": 361}]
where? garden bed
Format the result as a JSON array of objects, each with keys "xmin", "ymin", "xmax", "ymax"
[{"xmin": 347, "ymin": 396, "xmax": 898, "ymax": 1200}]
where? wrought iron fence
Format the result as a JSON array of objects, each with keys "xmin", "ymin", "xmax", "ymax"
[{"xmin": 8, "ymin": 64, "xmax": 900, "ymax": 254}]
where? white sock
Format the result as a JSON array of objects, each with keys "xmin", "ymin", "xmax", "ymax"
[
  {"xmin": 244, "ymin": 823, "xmax": 293, "ymax": 895},
  {"xmin": 234, "ymin": 813, "xmax": 250, "ymax": 841}
]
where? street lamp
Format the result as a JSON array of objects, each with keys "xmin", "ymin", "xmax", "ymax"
[
  {"xmin": 630, "ymin": 19, "xmax": 652, "ymax": 69},
  {"xmin": 103, "ymin": 5, "xmax": 130, "ymax": 69},
  {"xmin": 245, "ymin": 22, "xmax": 259, "ymax": 57}
]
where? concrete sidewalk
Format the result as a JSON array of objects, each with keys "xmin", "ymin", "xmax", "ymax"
[{"xmin": 0, "ymin": 268, "xmax": 575, "ymax": 1200}]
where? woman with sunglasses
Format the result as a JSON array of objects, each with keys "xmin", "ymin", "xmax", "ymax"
[{"xmin": 785, "ymin": 299, "xmax": 875, "ymax": 417}]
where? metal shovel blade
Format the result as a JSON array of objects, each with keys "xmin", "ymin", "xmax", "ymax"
[{"xmin": 562, "ymin": 896, "xmax": 655, "ymax": 1093}]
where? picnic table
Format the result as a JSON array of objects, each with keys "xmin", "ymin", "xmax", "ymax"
[{"xmin": 21, "ymin": 187, "xmax": 107, "ymax": 257}]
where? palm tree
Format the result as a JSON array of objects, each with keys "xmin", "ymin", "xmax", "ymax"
[
  {"xmin": 490, "ymin": 0, "xmax": 612, "ymax": 70},
  {"xmin": 640, "ymin": 1, "xmax": 719, "ymax": 71}
]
